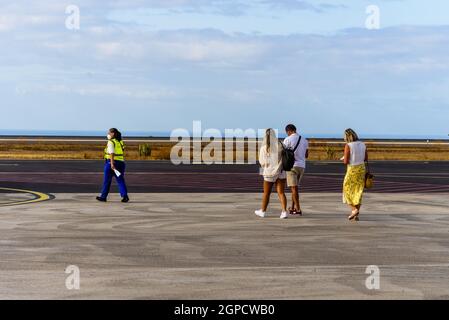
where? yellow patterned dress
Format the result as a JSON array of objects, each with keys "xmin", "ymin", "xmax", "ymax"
[{"xmin": 343, "ymin": 163, "xmax": 366, "ymax": 206}]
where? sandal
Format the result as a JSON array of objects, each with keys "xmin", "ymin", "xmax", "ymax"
[
  {"xmin": 348, "ymin": 209, "xmax": 359, "ymax": 220},
  {"xmin": 289, "ymin": 208, "xmax": 303, "ymax": 215}
]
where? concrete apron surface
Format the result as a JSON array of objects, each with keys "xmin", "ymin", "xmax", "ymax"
[{"xmin": 0, "ymin": 192, "xmax": 449, "ymax": 299}]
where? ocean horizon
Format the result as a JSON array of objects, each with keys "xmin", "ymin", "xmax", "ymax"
[{"xmin": 0, "ymin": 130, "xmax": 448, "ymax": 140}]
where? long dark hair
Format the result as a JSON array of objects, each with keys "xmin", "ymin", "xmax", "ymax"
[{"xmin": 109, "ymin": 128, "xmax": 122, "ymax": 141}]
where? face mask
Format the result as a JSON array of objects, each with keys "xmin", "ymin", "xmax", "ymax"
[{"xmin": 107, "ymin": 134, "xmax": 112, "ymax": 140}]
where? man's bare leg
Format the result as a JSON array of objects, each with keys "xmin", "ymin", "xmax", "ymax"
[{"xmin": 290, "ymin": 185, "xmax": 301, "ymax": 213}]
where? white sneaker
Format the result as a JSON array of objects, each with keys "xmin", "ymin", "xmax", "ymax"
[
  {"xmin": 280, "ymin": 211, "xmax": 288, "ymax": 219},
  {"xmin": 255, "ymin": 210, "xmax": 265, "ymax": 218}
]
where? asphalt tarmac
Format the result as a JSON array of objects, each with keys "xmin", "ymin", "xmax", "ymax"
[{"xmin": 1, "ymin": 160, "xmax": 449, "ymax": 194}]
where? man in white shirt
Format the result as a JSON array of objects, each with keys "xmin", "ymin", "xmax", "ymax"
[{"xmin": 283, "ymin": 124, "xmax": 309, "ymax": 215}]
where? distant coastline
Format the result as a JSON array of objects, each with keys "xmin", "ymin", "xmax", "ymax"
[{"xmin": 0, "ymin": 130, "xmax": 448, "ymax": 141}]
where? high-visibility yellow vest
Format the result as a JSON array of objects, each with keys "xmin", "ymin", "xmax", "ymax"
[{"xmin": 104, "ymin": 139, "xmax": 125, "ymax": 161}]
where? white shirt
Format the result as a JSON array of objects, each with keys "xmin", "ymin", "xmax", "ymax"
[
  {"xmin": 107, "ymin": 141, "xmax": 115, "ymax": 154},
  {"xmin": 348, "ymin": 141, "xmax": 366, "ymax": 166},
  {"xmin": 283, "ymin": 133, "xmax": 309, "ymax": 169}
]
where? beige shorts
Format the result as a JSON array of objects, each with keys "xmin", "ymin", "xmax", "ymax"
[{"xmin": 286, "ymin": 167, "xmax": 305, "ymax": 187}]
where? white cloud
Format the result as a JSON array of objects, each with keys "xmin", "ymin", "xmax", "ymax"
[
  {"xmin": 0, "ymin": 0, "xmax": 344, "ymax": 33},
  {"xmin": 95, "ymin": 41, "xmax": 146, "ymax": 58},
  {"xmin": 149, "ymin": 38, "xmax": 268, "ymax": 62},
  {"xmin": 0, "ymin": 14, "xmax": 55, "ymax": 31},
  {"xmin": 16, "ymin": 83, "xmax": 177, "ymax": 100}
]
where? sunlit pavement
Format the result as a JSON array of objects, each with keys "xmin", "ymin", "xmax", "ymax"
[{"xmin": 1, "ymin": 192, "xmax": 449, "ymax": 299}]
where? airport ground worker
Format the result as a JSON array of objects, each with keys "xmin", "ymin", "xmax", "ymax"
[{"xmin": 96, "ymin": 128, "xmax": 129, "ymax": 203}]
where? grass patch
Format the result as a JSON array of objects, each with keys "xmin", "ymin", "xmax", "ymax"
[{"xmin": 0, "ymin": 140, "xmax": 448, "ymax": 161}]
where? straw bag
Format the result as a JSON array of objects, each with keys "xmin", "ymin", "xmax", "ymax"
[{"xmin": 365, "ymin": 161, "xmax": 374, "ymax": 189}]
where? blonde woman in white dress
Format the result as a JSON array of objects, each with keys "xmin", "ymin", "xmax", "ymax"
[{"xmin": 255, "ymin": 128, "xmax": 288, "ymax": 219}]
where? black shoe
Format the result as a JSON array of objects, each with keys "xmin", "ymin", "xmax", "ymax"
[
  {"xmin": 96, "ymin": 196, "xmax": 107, "ymax": 202},
  {"xmin": 121, "ymin": 196, "xmax": 130, "ymax": 203}
]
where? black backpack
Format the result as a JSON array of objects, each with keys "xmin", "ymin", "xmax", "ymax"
[{"xmin": 281, "ymin": 136, "xmax": 302, "ymax": 171}]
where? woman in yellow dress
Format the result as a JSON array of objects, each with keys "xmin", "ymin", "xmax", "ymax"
[{"xmin": 342, "ymin": 129, "xmax": 368, "ymax": 221}]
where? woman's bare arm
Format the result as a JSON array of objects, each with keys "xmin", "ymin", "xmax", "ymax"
[{"xmin": 343, "ymin": 144, "xmax": 350, "ymax": 165}]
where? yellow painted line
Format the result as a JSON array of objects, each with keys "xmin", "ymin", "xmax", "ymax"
[{"xmin": 0, "ymin": 188, "xmax": 53, "ymax": 207}]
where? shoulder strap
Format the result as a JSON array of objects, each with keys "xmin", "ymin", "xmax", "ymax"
[
  {"xmin": 280, "ymin": 141, "xmax": 286, "ymax": 150},
  {"xmin": 293, "ymin": 136, "xmax": 302, "ymax": 152}
]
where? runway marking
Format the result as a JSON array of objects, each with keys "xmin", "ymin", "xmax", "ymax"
[{"xmin": 0, "ymin": 188, "xmax": 54, "ymax": 207}]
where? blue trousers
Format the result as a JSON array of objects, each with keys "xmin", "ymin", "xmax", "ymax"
[{"xmin": 100, "ymin": 160, "xmax": 128, "ymax": 199}]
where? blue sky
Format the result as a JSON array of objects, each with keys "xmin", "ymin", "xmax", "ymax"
[{"xmin": 1, "ymin": 0, "xmax": 449, "ymax": 137}]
